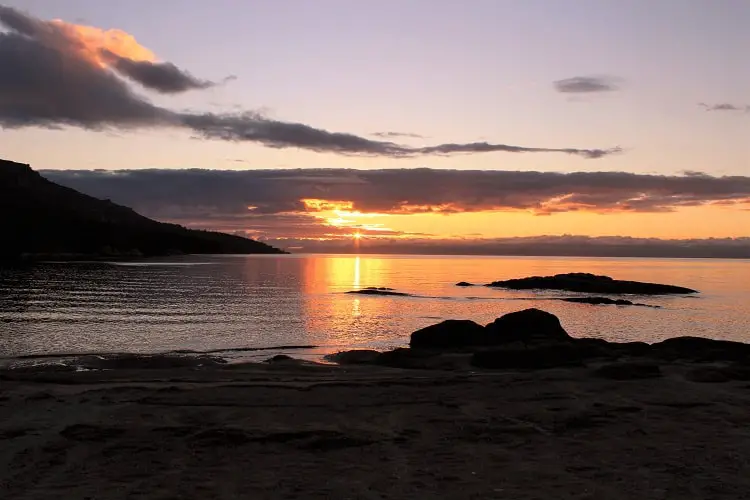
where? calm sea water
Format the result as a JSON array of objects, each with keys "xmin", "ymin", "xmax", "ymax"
[{"xmin": 1, "ymin": 255, "xmax": 748, "ymax": 363}]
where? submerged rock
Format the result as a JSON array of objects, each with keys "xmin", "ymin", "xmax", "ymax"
[
  {"xmin": 455, "ymin": 282, "xmax": 475, "ymax": 287},
  {"xmin": 486, "ymin": 273, "xmax": 697, "ymax": 295},
  {"xmin": 560, "ymin": 297, "xmax": 658, "ymax": 307},
  {"xmin": 347, "ymin": 287, "xmax": 412, "ymax": 296}
]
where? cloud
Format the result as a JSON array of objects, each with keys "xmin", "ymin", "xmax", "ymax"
[
  {"xmin": 372, "ymin": 131, "xmax": 426, "ymax": 139},
  {"xmin": 42, "ymin": 168, "xmax": 750, "ymax": 239},
  {"xmin": 554, "ymin": 76, "xmax": 621, "ymax": 93},
  {"xmin": 266, "ymin": 234, "xmax": 750, "ymax": 258},
  {"xmin": 698, "ymin": 103, "xmax": 749, "ymax": 112},
  {"xmin": 0, "ymin": 6, "xmax": 619, "ymax": 159},
  {"xmin": 102, "ymin": 51, "xmax": 215, "ymax": 93}
]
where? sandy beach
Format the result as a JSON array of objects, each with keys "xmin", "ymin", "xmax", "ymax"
[{"xmin": 2, "ymin": 357, "xmax": 750, "ymax": 499}]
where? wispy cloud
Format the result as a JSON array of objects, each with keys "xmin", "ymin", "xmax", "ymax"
[
  {"xmin": 554, "ymin": 76, "xmax": 621, "ymax": 94},
  {"xmin": 371, "ymin": 131, "xmax": 426, "ymax": 139},
  {"xmin": 698, "ymin": 103, "xmax": 750, "ymax": 113},
  {"xmin": 0, "ymin": 6, "xmax": 620, "ymax": 159}
]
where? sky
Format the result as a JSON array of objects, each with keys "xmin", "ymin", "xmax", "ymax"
[{"xmin": 1, "ymin": 0, "xmax": 749, "ymax": 252}]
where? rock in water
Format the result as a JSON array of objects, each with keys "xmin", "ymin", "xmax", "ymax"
[
  {"xmin": 410, "ymin": 319, "xmax": 486, "ymax": 349},
  {"xmin": 324, "ymin": 350, "xmax": 381, "ymax": 365},
  {"xmin": 486, "ymin": 273, "xmax": 697, "ymax": 295},
  {"xmin": 455, "ymin": 282, "xmax": 475, "ymax": 287},
  {"xmin": 346, "ymin": 288, "xmax": 412, "ymax": 296},
  {"xmin": 484, "ymin": 308, "xmax": 572, "ymax": 344}
]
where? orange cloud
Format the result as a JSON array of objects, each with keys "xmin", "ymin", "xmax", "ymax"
[
  {"xmin": 15, "ymin": 14, "xmax": 157, "ymax": 69},
  {"xmin": 301, "ymin": 199, "xmax": 354, "ymax": 211}
]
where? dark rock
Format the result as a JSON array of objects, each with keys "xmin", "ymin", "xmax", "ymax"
[
  {"xmin": 487, "ymin": 273, "xmax": 697, "ymax": 295},
  {"xmin": 593, "ymin": 362, "xmax": 662, "ymax": 380},
  {"xmin": 560, "ymin": 297, "xmax": 658, "ymax": 307},
  {"xmin": 375, "ymin": 348, "xmax": 439, "ymax": 369},
  {"xmin": 265, "ymin": 354, "xmax": 295, "ymax": 363},
  {"xmin": 484, "ymin": 308, "xmax": 572, "ymax": 344},
  {"xmin": 685, "ymin": 367, "xmax": 730, "ymax": 383},
  {"xmin": 410, "ymin": 319, "xmax": 486, "ymax": 349},
  {"xmin": 471, "ymin": 344, "xmax": 584, "ymax": 370},
  {"xmin": 347, "ymin": 288, "xmax": 411, "ymax": 296},
  {"xmin": 649, "ymin": 337, "xmax": 750, "ymax": 363},
  {"xmin": 608, "ymin": 341, "xmax": 652, "ymax": 358},
  {"xmin": 455, "ymin": 282, "xmax": 475, "ymax": 287},
  {"xmin": 78, "ymin": 353, "xmax": 224, "ymax": 370},
  {"xmin": 324, "ymin": 350, "xmax": 381, "ymax": 365}
]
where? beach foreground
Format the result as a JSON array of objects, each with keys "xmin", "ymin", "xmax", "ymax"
[{"xmin": 2, "ymin": 359, "xmax": 750, "ymax": 499}]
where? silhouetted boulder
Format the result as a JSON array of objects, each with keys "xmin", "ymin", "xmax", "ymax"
[
  {"xmin": 484, "ymin": 308, "xmax": 572, "ymax": 344},
  {"xmin": 471, "ymin": 345, "xmax": 584, "ymax": 370},
  {"xmin": 649, "ymin": 337, "xmax": 750, "ymax": 363},
  {"xmin": 455, "ymin": 282, "xmax": 475, "ymax": 287},
  {"xmin": 486, "ymin": 273, "xmax": 697, "ymax": 295},
  {"xmin": 410, "ymin": 320, "xmax": 486, "ymax": 349},
  {"xmin": 593, "ymin": 362, "xmax": 662, "ymax": 380},
  {"xmin": 324, "ymin": 350, "xmax": 381, "ymax": 365}
]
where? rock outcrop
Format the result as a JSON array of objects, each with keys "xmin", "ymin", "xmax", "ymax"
[
  {"xmin": 560, "ymin": 297, "xmax": 658, "ymax": 307},
  {"xmin": 485, "ymin": 273, "xmax": 697, "ymax": 295},
  {"xmin": 326, "ymin": 308, "xmax": 750, "ymax": 374},
  {"xmin": 346, "ymin": 287, "xmax": 412, "ymax": 297},
  {"xmin": 410, "ymin": 320, "xmax": 487, "ymax": 349}
]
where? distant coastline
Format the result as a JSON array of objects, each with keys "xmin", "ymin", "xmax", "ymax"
[{"xmin": 1, "ymin": 158, "xmax": 286, "ymax": 260}]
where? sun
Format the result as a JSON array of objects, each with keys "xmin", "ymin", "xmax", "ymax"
[{"xmin": 352, "ymin": 231, "xmax": 363, "ymax": 240}]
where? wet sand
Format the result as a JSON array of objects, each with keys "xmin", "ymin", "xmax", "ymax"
[{"xmin": 2, "ymin": 360, "xmax": 750, "ymax": 499}]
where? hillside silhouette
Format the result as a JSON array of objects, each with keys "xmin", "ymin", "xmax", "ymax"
[{"xmin": 1, "ymin": 159, "xmax": 284, "ymax": 259}]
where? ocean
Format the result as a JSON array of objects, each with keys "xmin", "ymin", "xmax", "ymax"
[{"xmin": 1, "ymin": 254, "xmax": 748, "ymax": 364}]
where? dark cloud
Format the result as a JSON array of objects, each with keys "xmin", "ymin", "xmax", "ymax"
[
  {"xmin": 42, "ymin": 168, "xmax": 750, "ymax": 240},
  {"xmin": 554, "ymin": 76, "xmax": 621, "ymax": 94},
  {"xmin": 698, "ymin": 103, "xmax": 749, "ymax": 112},
  {"xmin": 372, "ymin": 131, "xmax": 426, "ymax": 139},
  {"xmin": 103, "ymin": 52, "xmax": 215, "ymax": 93},
  {"xmin": 0, "ymin": 6, "xmax": 620, "ymax": 159}
]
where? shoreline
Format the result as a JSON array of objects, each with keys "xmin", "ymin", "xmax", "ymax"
[
  {"xmin": 2, "ymin": 357, "xmax": 750, "ymax": 498},
  {"xmin": 3, "ymin": 306, "xmax": 750, "ymax": 497}
]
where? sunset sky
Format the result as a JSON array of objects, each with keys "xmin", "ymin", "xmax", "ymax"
[{"xmin": 1, "ymin": 1, "xmax": 749, "ymax": 252}]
